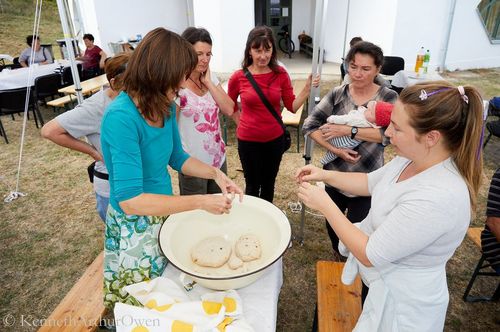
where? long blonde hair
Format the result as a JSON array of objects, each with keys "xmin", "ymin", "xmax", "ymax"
[{"xmin": 400, "ymin": 81, "xmax": 484, "ymax": 210}]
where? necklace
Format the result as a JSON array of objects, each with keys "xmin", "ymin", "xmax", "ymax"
[{"xmin": 188, "ymin": 77, "xmax": 205, "ymax": 91}]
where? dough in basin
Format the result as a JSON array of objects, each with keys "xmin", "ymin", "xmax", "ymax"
[
  {"xmin": 191, "ymin": 236, "xmax": 232, "ymax": 268},
  {"xmin": 235, "ymin": 234, "xmax": 261, "ymax": 262}
]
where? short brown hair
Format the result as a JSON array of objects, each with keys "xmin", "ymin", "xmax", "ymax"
[
  {"xmin": 400, "ymin": 81, "xmax": 484, "ymax": 210},
  {"xmin": 104, "ymin": 53, "xmax": 129, "ymax": 91},
  {"xmin": 242, "ymin": 26, "xmax": 279, "ymax": 72},
  {"xmin": 123, "ymin": 28, "xmax": 197, "ymax": 122},
  {"xmin": 346, "ymin": 41, "xmax": 384, "ymax": 68}
]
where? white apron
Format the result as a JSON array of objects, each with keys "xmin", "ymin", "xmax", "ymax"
[{"xmin": 340, "ymin": 245, "xmax": 448, "ymax": 332}]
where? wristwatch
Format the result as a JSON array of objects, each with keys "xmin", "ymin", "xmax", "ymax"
[{"xmin": 351, "ymin": 126, "xmax": 358, "ymax": 139}]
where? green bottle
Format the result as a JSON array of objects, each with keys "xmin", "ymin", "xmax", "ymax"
[{"xmin": 423, "ymin": 50, "xmax": 430, "ymax": 74}]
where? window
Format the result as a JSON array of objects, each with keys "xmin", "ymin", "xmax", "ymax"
[{"xmin": 477, "ymin": 0, "xmax": 500, "ymax": 43}]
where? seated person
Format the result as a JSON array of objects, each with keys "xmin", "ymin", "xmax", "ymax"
[
  {"xmin": 482, "ymin": 168, "xmax": 500, "ymax": 274},
  {"xmin": 19, "ymin": 35, "xmax": 53, "ymax": 67},
  {"xmin": 321, "ymin": 101, "xmax": 393, "ymax": 165},
  {"xmin": 77, "ymin": 33, "xmax": 107, "ymax": 79},
  {"xmin": 342, "ymin": 36, "xmax": 390, "ymax": 88}
]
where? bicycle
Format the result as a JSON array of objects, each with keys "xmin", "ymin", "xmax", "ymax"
[{"xmin": 277, "ymin": 24, "xmax": 295, "ymax": 58}]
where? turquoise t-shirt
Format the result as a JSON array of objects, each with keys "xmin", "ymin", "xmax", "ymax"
[{"xmin": 101, "ymin": 91, "xmax": 190, "ymax": 213}]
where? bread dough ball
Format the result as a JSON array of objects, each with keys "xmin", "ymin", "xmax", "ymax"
[
  {"xmin": 228, "ymin": 252, "xmax": 244, "ymax": 270},
  {"xmin": 235, "ymin": 234, "xmax": 261, "ymax": 262},
  {"xmin": 191, "ymin": 236, "xmax": 232, "ymax": 268}
]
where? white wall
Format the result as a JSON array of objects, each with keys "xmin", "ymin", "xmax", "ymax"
[
  {"xmin": 292, "ymin": 0, "xmax": 313, "ymax": 48},
  {"xmin": 193, "ymin": 0, "xmax": 254, "ymax": 73},
  {"xmin": 323, "ymin": 0, "xmax": 398, "ymax": 63},
  {"xmin": 391, "ymin": 0, "xmax": 452, "ymax": 72},
  {"xmin": 89, "ymin": 0, "xmax": 189, "ymax": 55},
  {"xmin": 445, "ymin": 0, "xmax": 500, "ymax": 70}
]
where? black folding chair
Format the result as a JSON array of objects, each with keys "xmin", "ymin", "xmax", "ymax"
[
  {"xmin": 0, "ymin": 88, "xmax": 40, "ymax": 143},
  {"xmin": 34, "ymin": 73, "xmax": 62, "ymax": 103},
  {"xmin": 61, "ymin": 63, "xmax": 83, "ymax": 87},
  {"xmin": 380, "ymin": 56, "xmax": 405, "ymax": 76},
  {"xmin": 483, "ymin": 98, "xmax": 500, "ymax": 148}
]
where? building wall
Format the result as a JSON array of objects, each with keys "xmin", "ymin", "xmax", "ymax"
[
  {"xmin": 292, "ymin": 0, "xmax": 313, "ymax": 49},
  {"xmin": 192, "ymin": 0, "xmax": 254, "ymax": 73},
  {"xmin": 445, "ymin": 0, "xmax": 500, "ymax": 70},
  {"xmin": 323, "ymin": 0, "xmax": 398, "ymax": 64},
  {"xmin": 80, "ymin": 0, "xmax": 189, "ymax": 55}
]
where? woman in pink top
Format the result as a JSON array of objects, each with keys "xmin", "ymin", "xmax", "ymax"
[
  {"xmin": 228, "ymin": 25, "xmax": 316, "ymax": 203},
  {"xmin": 176, "ymin": 27, "xmax": 235, "ymax": 195}
]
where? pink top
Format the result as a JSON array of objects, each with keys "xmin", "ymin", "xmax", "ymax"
[
  {"xmin": 177, "ymin": 88, "xmax": 225, "ymax": 168},
  {"xmin": 228, "ymin": 66, "xmax": 295, "ymax": 142}
]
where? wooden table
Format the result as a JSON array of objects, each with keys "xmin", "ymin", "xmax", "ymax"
[{"xmin": 58, "ymin": 74, "xmax": 108, "ymax": 96}]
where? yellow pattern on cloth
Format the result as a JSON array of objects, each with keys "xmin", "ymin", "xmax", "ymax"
[{"xmin": 114, "ymin": 277, "xmax": 254, "ymax": 331}]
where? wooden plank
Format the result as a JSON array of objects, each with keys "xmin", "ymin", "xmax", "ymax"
[
  {"xmin": 38, "ymin": 252, "xmax": 106, "ymax": 332},
  {"xmin": 467, "ymin": 227, "xmax": 482, "ymax": 248},
  {"xmin": 46, "ymin": 95, "xmax": 74, "ymax": 108},
  {"xmin": 282, "ymin": 80, "xmax": 306, "ymax": 127},
  {"xmin": 317, "ymin": 261, "xmax": 362, "ymax": 332},
  {"xmin": 58, "ymin": 74, "xmax": 108, "ymax": 96}
]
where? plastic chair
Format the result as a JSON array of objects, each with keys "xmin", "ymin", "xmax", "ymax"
[
  {"xmin": 483, "ymin": 98, "xmax": 500, "ymax": 148},
  {"xmin": 61, "ymin": 63, "xmax": 83, "ymax": 87},
  {"xmin": 0, "ymin": 88, "xmax": 40, "ymax": 143},
  {"xmin": 34, "ymin": 73, "xmax": 62, "ymax": 102},
  {"xmin": 380, "ymin": 56, "xmax": 405, "ymax": 76}
]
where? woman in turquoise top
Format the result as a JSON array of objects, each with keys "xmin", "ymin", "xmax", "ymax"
[{"xmin": 100, "ymin": 28, "xmax": 243, "ymax": 309}]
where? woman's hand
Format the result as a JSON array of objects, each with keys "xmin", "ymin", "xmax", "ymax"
[
  {"xmin": 214, "ymin": 168, "xmax": 244, "ymax": 202},
  {"xmin": 319, "ymin": 123, "xmax": 350, "ymax": 140},
  {"xmin": 295, "ymin": 164, "xmax": 326, "ymax": 183},
  {"xmin": 200, "ymin": 194, "xmax": 234, "ymax": 214},
  {"xmin": 297, "ymin": 181, "xmax": 332, "ymax": 213},
  {"xmin": 200, "ymin": 67, "xmax": 212, "ymax": 87},
  {"xmin": 336, "ymin": 148, "xmax": 361, "ymax": 164},
  {"xmin": 311, "ymin": 74, "xmax": 320, "ymax": 88}
]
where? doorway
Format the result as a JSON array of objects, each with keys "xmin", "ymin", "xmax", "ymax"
[{"xmin": 254, "ymin": 0, "xmax": 292, "ymax": 40}]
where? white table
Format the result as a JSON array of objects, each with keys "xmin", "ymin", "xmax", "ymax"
[
  {"xmin": 0, "ymin": 60, "xmax": 74, "ymax": 90},
  {"xmin": 162, "ymin": 258, "xmax": 283, "ymax": 332},
  {"xmin": 391, "ymin": 70, "xmax": 444, "ymax": 88}
]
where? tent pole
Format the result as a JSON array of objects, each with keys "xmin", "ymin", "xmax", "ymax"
[
  {"xmin": 56, "ymin": 0, "xmax": 83, "ymax": 104},
  {"xmin": 297, "ymin": 0, "xmax": 328, "ymax": 245}
]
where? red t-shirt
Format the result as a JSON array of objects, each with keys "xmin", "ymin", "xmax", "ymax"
[
  {"xmin": 83, "ymin": 45, "xmax": 102, "ymax": 70},
  {"xmin": 228, "ymin": 67, "xmax": 295, "ymax": 142}
]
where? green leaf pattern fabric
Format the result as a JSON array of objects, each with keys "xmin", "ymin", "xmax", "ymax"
[{"xmin": 103, "ymin": 205, "xmax": 169, "ymax": 309}]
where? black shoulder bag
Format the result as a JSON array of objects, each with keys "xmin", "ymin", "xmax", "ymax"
[{"xmin": 243, "ymin": 67, "xmax": 291, "ymax": 153}]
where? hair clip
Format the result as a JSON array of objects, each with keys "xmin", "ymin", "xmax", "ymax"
[
  {"xmin": 419, "ymin": 89, "xmax": 428, "ymax": 101},
  {"xmin": 419, "ymin": 88, "xmax": 451, "ymax": 101},
  {"xmin": 457, "ymin": 86, "xmax": 469, "ymax": 104}
]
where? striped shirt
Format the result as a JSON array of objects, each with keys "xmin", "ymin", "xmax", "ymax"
[
  {"xmin": 481, "ymin": 168, "xmax": 500, "ymax": 273},
  {"xmin": 302, "ymin": 84, "xmax": 397, "ymax": 173}
]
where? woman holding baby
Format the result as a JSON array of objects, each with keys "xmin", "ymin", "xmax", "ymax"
[{"xmin": 302, "ymin": 41, "xmax": 397, "ymax": 256}]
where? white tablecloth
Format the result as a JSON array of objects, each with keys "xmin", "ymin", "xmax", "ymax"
[
  {"xmin": 162, "ymin": 258, "xmax": 283, "ymax": 332},
  {"xmin": 0, "ymin": 60, "xmax": 73, "ymax": 90},
  {"xmin": 391, "ymin": 70, "xmax": 444, "ymax": 88}
]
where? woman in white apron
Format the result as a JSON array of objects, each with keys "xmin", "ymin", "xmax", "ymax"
[{"xmin": 296, "ymin": 81, "xmax": 485, "ymax": 331}]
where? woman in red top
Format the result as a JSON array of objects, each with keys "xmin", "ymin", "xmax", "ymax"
[
  {"xmin": 228, "ymin": 25, "xmax": 317, "ymax": 202},
  {"xmin": 78, "ymin": 33, "xmax": 107, "ymax": 79}
]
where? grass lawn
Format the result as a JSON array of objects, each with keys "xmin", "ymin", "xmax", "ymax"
[
  {"xmin": 0, "ymin": 72, "xmax": 499, "ymax": 331},
  {"xmin": 1, "ymin": 3, "xmax": 499, "ymax": 330}
]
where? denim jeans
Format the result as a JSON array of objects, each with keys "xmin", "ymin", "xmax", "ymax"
[{"xmin": 95, "ymin": 193, "xmax": 109, "ymax": 223}]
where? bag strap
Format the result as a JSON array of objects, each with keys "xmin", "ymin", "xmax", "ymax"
[{"xmin": 243, "ymin": 67, "xmax": 286, "ymax": 131}]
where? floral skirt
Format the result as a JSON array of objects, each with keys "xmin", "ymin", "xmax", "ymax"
[{"xmin": 103, "ymin": 205, "xmax": 168, "ymax": 309}]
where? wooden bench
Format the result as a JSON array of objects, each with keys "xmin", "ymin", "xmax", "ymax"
[
  {"xmin": 463, "ymin": 227, "xmax": 500, "ymax": 302},
  {"xmin": 316, "ymin": 261, "xmax": 362, "ymax": 332},
  {"xmin": 282, "ymin": 80, "xmax": 307, "ymax": 153},
  {"xmin": 38, "ymin": 251, "xmax": 106, "ymax": 332},
  {"xmin": 46, "ymin": 95, "xmax": 76, "ymax": 110}
]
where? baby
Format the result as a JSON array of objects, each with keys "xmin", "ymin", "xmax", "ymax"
[{"xmin": 321, "ymin": 100, "xmax": 393, "ymax": 165}]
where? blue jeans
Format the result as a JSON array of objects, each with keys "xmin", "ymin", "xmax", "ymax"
[{"xmin": 95, "ymin": 193, "xmax": 109, "ymax": 223}]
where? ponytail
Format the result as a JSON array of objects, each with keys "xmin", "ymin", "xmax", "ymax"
[{"xmin": 399, "ymin": 81, "xmax": 484, "ymax": 211}]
